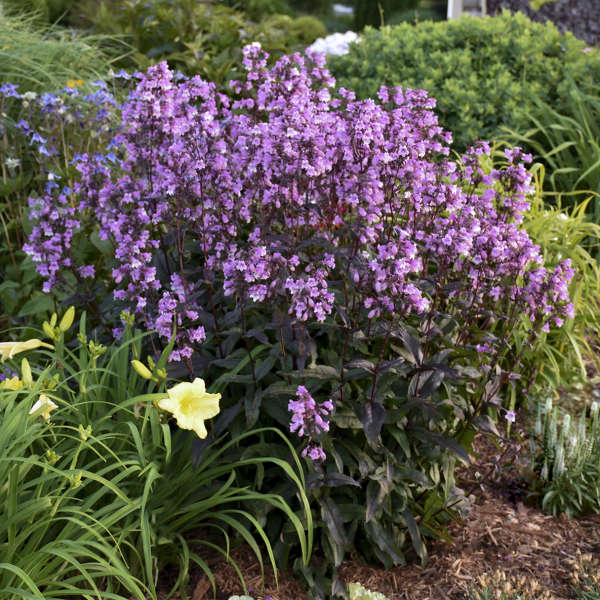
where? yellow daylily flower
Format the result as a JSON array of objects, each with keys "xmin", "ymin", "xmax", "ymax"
[
  {"xmin": 0, "ymin": 376, "xmax": 23, "ymax": 390},
  {"xmin": 29, "ymin": 394, "xmax": 58, "ymax": 422},
  {"xmin": 66, "ymin": 79, "xmax": 83, "ymax": 88},
  {"xmin": 0, "ymin": 339, "xmax": 54, "ymax": 362},
  {"xmin": 158, "ymin": 378, "xmax": 221, "ymax": 439}
]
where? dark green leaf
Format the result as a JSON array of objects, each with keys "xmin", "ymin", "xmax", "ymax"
[
  {"xmin": 366, "ymin": 480, "xmax": 387, "ymax": 523},
  {"xmin": 365, "ymin": 520, "xmax": 404, "ymax": 565},
  {"xmin": 417, "ymin": 431, "xmax": 471, "ymax": 466},
  {"xmin": 344, "ymin": 359, "xmax": 375, "ymax": 371},
  {"xmin": 245, "ymin": 327, "xmax": 269, "ymax": 344},
  {"xmin": 396, "ymin": 328, "xmax": 423, "ymax": 365},
  {"xmin": 254, "ymin": 355, "xmax": 277, "ymax": 382},
  {"xmin": 402, "ymin": 508, "xmax": 427, "ymax": 563},
  {"xmin": 18, "ymin": 294, "xmax": 54, "ymax": 317},
  {"xmin": 304, "ymin": 364, "xmax": 340, "ymax": 380},
  {"xmin": 323, "ymin": 473, "xmax": 360, "ymax": 488},
  {"xmin": 417, "ymin": 369, "xmax": 445, "ymax": 398},
  {"xmin": 359, "ymin": 402, "xmax": 387, "ymax": 445},
  {"xmin": 321, "ymin": 497, "xmax": 348, "ymax": 549}
]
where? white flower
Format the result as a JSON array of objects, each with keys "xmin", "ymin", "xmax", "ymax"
[
  {"xmin": 29, "ymin": 394, "xmax": 58, "ymax": 422},
  {"xmin": 307, "ymin": 31, "xmax": 360, "ymax": 57}
]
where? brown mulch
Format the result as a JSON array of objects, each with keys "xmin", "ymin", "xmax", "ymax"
[{"xmin": 178, "ymin": 427, "xmax": 600, "ymax": 600}]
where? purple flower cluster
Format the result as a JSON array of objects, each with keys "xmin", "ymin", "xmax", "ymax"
[
  {"xmin": 1, "ymin": 81, "xmax": 119, "ymax": 293},
  {"xmin": 0, "ymin": 368, "xmax": 18, "ymax": 382},
  {"xmin": 23, "ymin": 44, "xmax": 574, "ymax": 364},
  {"xmin": 23, "ymin": 193, "xmax": 80, "ymax": 292},
  {"xmin": 289, "ymin": 385, "xmax": 333, "ymax": 461}
]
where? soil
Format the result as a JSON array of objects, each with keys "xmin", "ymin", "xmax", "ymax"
[{"xmin": 166, "ymin": 413, "xmax": 600, "ymax": 600}]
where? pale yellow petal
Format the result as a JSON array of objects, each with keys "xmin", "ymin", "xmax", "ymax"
[
  {"xmin": 0, "ymin": 339, "xmax": 54, "ymax": 362},
  {"xmin": 158, "ymin": 378, "xmax": 220, "ymax": 439},
  {"xmin": 195, "ymin": 394, "xmax": 221, "ymax": 419},
  {"xmin": 157, "ymin": 396, "xmax": 180, "ymax": 413},
  {"xmin": 176, "ymin": 411, "xmax": 208, "ymax": 438}
]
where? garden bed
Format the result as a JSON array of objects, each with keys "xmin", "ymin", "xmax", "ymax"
[{"xmin": 191, "ymin": 432, "xmax": 600, "ymax": 599}]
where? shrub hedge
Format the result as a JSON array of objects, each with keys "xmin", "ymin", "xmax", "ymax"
[{"xmin": 328, "ymin": 11, "xmax": 600, "ymax": 150}]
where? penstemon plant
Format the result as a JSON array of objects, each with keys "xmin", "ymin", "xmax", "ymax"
[{"xmin": 21, "ymin": 44, "xmax": 574, "ymax": 592}]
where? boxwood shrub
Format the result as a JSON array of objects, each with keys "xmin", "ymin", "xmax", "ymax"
[{"xmin": 328, "ymin": 11, "xmax": 600, "ymax": 150}]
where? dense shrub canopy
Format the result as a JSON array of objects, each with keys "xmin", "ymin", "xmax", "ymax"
[
  {"xmin": 21, "ymin": 44, "xmax": 576, "ymax": 576},
  {"xmin": 328, "ymin": 11, "xmax": 600, "ymax": 150}
]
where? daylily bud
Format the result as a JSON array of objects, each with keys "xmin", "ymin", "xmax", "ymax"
[
  {"xmin": 78, "ymin": 424, "xmax": 92, "ymax": 441},
  {"xmin": 45, "ymin": 449, "xmax": 60, "ymax": 465},
  {"xmin": 68, "ymin": 471, "xmax": 83, "ymax": 489},
  {"xmin": 43, "ymin": 321, "xmax": 58, "ymax": 341},
  {"xmin": 50, "ymin": 313, "xmax": 57, "ymax": 328},
  {"xmin": 132, "ymin": 359, "xmax": 153, "ymax": 380},
  {"xmin": 21, "ymin": 358, "xmax": 32, "ymax": 386},
  {"xmin": 59, "ymin": 306, "xmax": 75, "ymax": 332}
]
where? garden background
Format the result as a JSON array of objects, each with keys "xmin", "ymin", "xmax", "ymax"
[{"xmin": 1, "ymin": 0, "xmax": 600, "ymax": 599}]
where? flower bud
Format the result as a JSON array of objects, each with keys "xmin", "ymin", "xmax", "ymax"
[
  {"xmin": 43, "ymin": 321, "xmax": 58, "ymax": 341},
  {"xmin": 132, "ymin": 359, "xmax": 154, "ymax": 380},
  {"xmin": 78, "ymin": 424, "xmax": 92, "ymax": 441},
  {"xmin": 59, "ymin": 306, "xmax": 75, "ymax": 332},
  {"xmin": 45, "ymin": 449, "xmax": 60, "ymax": 465},
  {"xmin": 21, "ymin": 358, "xmax": 32, "ymax": 386}
]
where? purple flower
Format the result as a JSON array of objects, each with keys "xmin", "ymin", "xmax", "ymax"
[
  {"xmin": 505, "ymin": 410, "xmax": 516, "ymax": 423},
  {"xmin": 0, "ymin": 83, "xmax": 19, "ymax": 98},
  {"xmin": 22, "ymin": 48, "xmax": 574, "ymax": 378},
  {"xmin": 289, "ymin": 386, "xmax": 333, "ymax": 461}
]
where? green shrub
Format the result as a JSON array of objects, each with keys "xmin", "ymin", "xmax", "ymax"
[
  {"xmin": 508, "ymin": 162, "xmax": 600, "ymax": 400},
  {"xmin": 328, "ymin": 11, "xmax": 599, "ymax": 151},
  {"xmin": 504, "ymin": 77, "xmax": 600, "ymax": 222},
  {"xmin": 0, "ymin": 310, "xmax": 312, "ymax": 598},
  {"xmin": 244, "ymin": 0, "xmax": 288, "ymax": 21},
  {"xmin": 80, "ymin": 0, "xmax": 327, "ymax": 84}
]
